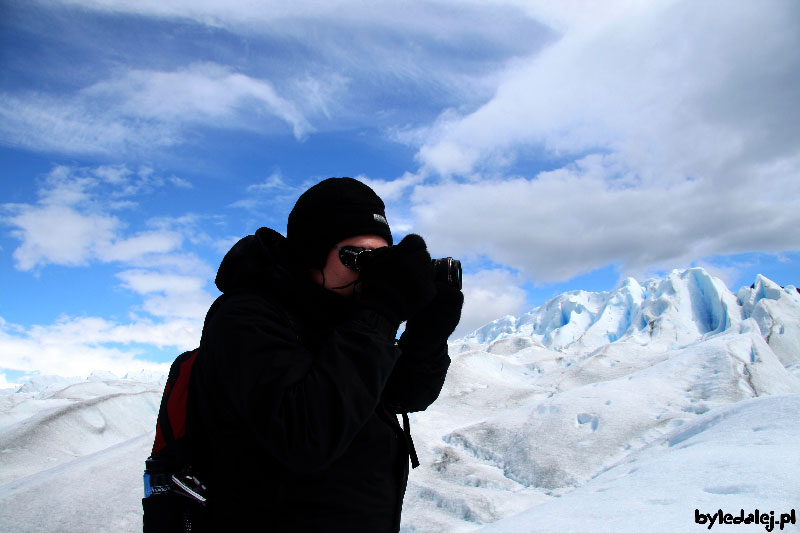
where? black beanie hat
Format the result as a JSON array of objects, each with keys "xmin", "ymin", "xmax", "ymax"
[{"xmin": 287, "ymin": 177, "xmax": 393, "ymax": 268}]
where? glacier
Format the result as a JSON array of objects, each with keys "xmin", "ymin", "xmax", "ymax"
[{"xmin": 0, "ymin": 267, "xmax": 798, "ymax": 532}]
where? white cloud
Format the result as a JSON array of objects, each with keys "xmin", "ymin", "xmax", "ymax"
[
  {"xmin": 169, "ymin": 176, "xmax": 193, "ymax": 189},
  {"xmin": 1, "ymin": 165, "xmax": 195, "ymax": 271},
  {"xmin": 246, "ymin": 172, "xmax": 294, "ymax": 194},
  {"xmin": 117, "ymin": 269, "xmax": 214, "ymax": 320},
  {"xmin": 336, "ymin": 172, "xmax": 429, "ymax": 238},
  {"xmin": 98, "ymin": 231, "xmax": 184, "ymax": 263},
  {"xmin": 412, "ymin": 152, "xmax": 800, "ymax": 284},
  {"xmin": 0, "ymin": 164, "xmax": 215, "ymax": 374},
  {"xmin": 0, "ymin": 373, "xmax": 23, "ymax": 390},
  {"xmin": 146, "ymin": 214, "xmax": 228, "ymax": 253},
  {"xmin": 497, "ymin": 0, "xmax": 647, "ymax": 33},
  {"xmin": 229, "ymin": 172, "xmax": 305, "ymax": 217},
  {"xmin": 453, "ymin": 268, "xmax": 529, "ymax": 339},
  {"xmin": 116, "ymin": 270, "xmax": 205, "ymax": 295},
  {"xmin": 5, "ymin": 204, "xmax": 118, "ymax": 271},
  {"xmin": 2, "ymin": 164, "xmax": 218, "ymax": 326},
  {"xmin": 137, "ymin": 291, "xmax": 215, "ymax": 321},
  {"xmin": 357, "ymin": 172, "xmax": 424, "ymax": 203},
  {"xmin": 0, "ymin": 314, "xmax": 199, "ymax": 377},
  {"xmin": 406, "ymin": 0, "xmax": 800, "ymax": 283},
  {"xmin": 416, "ymin": 1, "xmax": 800, "ymax": 180}
]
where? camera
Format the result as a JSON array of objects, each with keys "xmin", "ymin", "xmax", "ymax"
[
  {"xmin": 338, "ymin": 246, "xmax": 462, "ymax": 290},
  {"xmin": 431, "ymin": 257, "xmax": 462, "ymax": 290}
]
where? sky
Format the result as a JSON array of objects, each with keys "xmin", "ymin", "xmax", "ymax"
[{"xmin": 1, "ymin": 0, "xmax": 799, "ymax": 383}]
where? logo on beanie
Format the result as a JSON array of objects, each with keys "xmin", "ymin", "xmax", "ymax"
[{"xmin": 373, "ymin": 213, "xmax": 389, "ymax": 226}]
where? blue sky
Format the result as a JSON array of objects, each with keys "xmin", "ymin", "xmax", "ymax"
[{"xmin": 1, "ymin": 0, "xmax": 799, "ymax": 383}]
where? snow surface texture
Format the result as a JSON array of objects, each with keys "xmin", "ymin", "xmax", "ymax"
[{"xmin": 1, "ymin": 268, "xmax": 798, "ymax": 532}]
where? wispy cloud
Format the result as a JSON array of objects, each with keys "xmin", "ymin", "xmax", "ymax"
[
  {"xmin": 85, "ymin": 63, "xmax": 314, "ymax": 138},
  {"xmin": 0, "ymin": 63, "xmax": 315, "ymax": 156},
  {"xmin": 228, "ymin": 171, "xmax": 305, "ymax": 224},
  {"xmin": 244, "ymin": 172, "xmax": 296, "ymax": 195},
  {"xmin": 4, "ymin": 0, "xmax": 550, "ymax": 159}
]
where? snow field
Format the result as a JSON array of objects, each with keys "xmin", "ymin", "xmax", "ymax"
[{"xmin": 1, "ymin": 268, "xmax": 798, "ymax": 532}]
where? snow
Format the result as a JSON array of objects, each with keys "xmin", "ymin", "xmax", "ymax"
[
  {"xmin": 478, "ymin": 395, "xmax": 800, "ymax": 533},
  {"xmin": 0, "ymin": 380, "xmax": 162, "ymax": 489},
  {"xmin": 1, "ymin": 268, "xmax": 798, "ymax": 532}
]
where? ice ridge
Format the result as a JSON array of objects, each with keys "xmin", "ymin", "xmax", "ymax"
[{"xmin": 463, "ymin": 268, "xmax": 795, "ymax": 356}]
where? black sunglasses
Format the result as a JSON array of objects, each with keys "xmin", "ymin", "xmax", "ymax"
[{"xmin": 337, "ymin": 245, "xmax": 371, "ymax": 271}]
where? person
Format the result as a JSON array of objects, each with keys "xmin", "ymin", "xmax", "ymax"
[{"xmin": 186, "ymin": 177, "xmax": 463, "ymax": 531}]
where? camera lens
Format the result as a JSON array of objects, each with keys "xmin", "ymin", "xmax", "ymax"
[{"xmin": 432, "ymin": 257, "xmax": 462, "ymax": 290}]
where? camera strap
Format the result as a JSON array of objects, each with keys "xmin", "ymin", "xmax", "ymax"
[
  {"xmin": 401, "ymin": 412, "xmax": 420, "ymax": 469},
  {"xmin": 320, "ymin": 270, "xmax": 361, "ymax": 291},
  {"xmin": 329, "ymin": 279, "xmax": 360, "ymax": 291}
]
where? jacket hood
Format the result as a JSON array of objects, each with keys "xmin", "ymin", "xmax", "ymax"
[{"xmin": 215, "ymin": 227, "xmax": 297, "ymax": 296}]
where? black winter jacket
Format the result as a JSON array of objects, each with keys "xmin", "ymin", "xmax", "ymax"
[{"xmin": 188, "ymin": 227, "xmax": 450, "ymax": 532}]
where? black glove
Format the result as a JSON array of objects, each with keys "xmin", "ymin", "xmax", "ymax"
[
  {"xmin": 357, "ymin": 234, "xmax": 437, "ymax": 324},
  {"xmin": 400, "ymin": 281, "xmax": 464, "ymax": 351}
]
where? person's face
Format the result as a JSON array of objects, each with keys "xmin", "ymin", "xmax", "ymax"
[{"xmin": 311, "ymin": 234, "xmax": 389, "ymax": 296}]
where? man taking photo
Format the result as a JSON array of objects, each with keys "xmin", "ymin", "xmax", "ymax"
[{"xmin": 187, "ymin": 177, "xmax": 463, "ymax": 531}]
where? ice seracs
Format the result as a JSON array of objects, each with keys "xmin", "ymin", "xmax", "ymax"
[
  {"xmin": 463, "ymin": 268, "xmax": 776, "ymax": 353},
  {"xmin": 737, "ymin": 274, "xmax": 800, "ymax": 370},
  {"xmin": 407, "ymin": 268, "xmax": 800, "ymax": 531}
]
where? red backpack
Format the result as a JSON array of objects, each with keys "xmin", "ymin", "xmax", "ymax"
[{"xmin": 142, "ymin": 348, "xmax": 208, "ymax": 532}]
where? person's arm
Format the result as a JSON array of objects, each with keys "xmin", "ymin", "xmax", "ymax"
[
  {"xmin": 383, "ymin": 339, "xmax": 450, "ymax": 414},
  {"xmin": 383, "ymin": 282, "xmax": 463, "ymax": 413}
]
